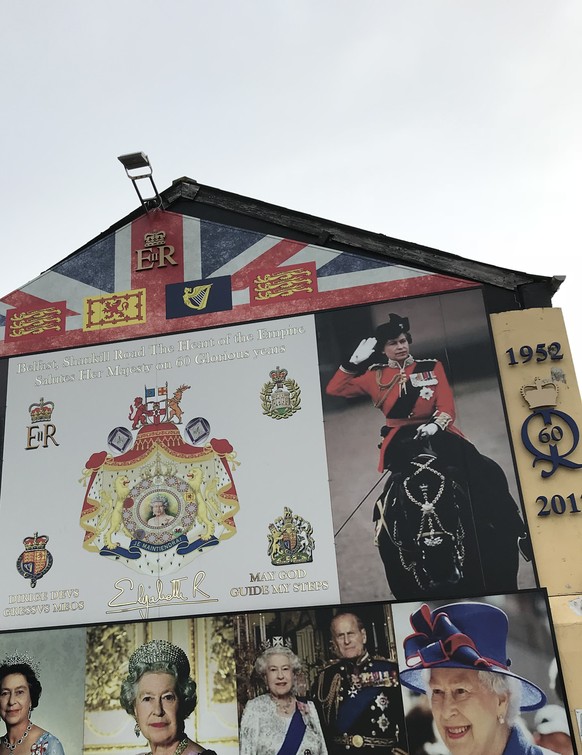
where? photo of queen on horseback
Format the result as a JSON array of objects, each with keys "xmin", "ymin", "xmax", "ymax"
[{"xmin": 323, "ymin": 299, "xmax": 532, "ymax": 601}]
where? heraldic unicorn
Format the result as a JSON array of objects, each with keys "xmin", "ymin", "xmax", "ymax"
[{"xmin": 79, "ymin": 382, "xmax": 240, "ymax": 576}]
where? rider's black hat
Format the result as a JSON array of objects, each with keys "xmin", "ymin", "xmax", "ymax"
[{"xmin": 375, "ymin": 314, "xmax": 410, "ymax": 347}]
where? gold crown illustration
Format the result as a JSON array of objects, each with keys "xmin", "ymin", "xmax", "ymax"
[
  {"xmin": 23, "ymin": 532, "xmax": 49, "ymax": 551},
  {"xmin": 28, "ymin": 397, "xmax": 54, "ymax": 423},
  {"xmin": 521, "ymin": 378, "xmax": 558, "ymax": 409},
  {"xmin": 144, "ymin": 230, "xmax": 166, "ymax": 247}
]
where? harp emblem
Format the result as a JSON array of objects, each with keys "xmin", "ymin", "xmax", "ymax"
[{"xmin": 182, "ymin": 284, "xmax": 213, "ymax": 311}]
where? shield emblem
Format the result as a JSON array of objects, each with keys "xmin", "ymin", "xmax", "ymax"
[
  {"xmin": 268, "ymin": 507, "xmax": 314, "ymax": 566},
  {"xmin": 16, "ymin": 533, "xmax": 53, "ymax": 587}
]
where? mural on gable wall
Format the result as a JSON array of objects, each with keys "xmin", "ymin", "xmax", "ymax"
[{"xmin": 0, "ymin": 207, "xmax": 577, "ymax": 753}]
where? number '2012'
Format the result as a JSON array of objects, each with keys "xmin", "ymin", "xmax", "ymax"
[
  {"xmin": 506, "ymin": 342, "xmax": 563, "ymax": 365},
  {"xmin": 536, "ymin": 493, "xmax": 581, "ymax": 516}
]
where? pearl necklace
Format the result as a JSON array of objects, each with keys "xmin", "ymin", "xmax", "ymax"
[
  {"xmin": 271, "ymin": 695, "xmax": 295, "ymax": 715},
  {"xmin": 2, "ymin": 721, "xmax": 33, "ymax": 752}
]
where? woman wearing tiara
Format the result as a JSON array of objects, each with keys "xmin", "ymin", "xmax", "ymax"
[
  {"xmin": 240, "ymin": 640, "xmax": 327, "ymax": 755},
  {"xmin": 120, "ymin": 639, "xmax": 216, "ymax": 755},
  {"xmin": 0, "ymin": 653, "xmax": 65, "ymax": 755}
]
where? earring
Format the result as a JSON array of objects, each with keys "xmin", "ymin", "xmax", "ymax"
[
  {"xmin": 134, "ymin": 723, "xmax": 141, "ymax": 738},
  {"xmin": 498, "ymin": 715, "xmax": 505, "ymax": 725},
  {"xmin": 28, "ymin": 705, "xmax": 32, "ymax": 720}
]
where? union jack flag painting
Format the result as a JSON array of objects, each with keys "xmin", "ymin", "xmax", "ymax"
[{"xmin": 0, "ymin": 209, "xmax": 477, "ymax": 357}]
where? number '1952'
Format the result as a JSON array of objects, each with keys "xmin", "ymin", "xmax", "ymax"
[{"xmin": 506, "ymin": 342, "xmax": 564, "ymax": 365}]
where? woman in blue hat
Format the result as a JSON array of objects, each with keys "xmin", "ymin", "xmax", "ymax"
[
  {"xmin": 399, "ymin": 602, "xmax": 553, "ymax": 755},
  {"xmin": 326, "ymin": 313, "xmax": 529, "ymax": 598}
]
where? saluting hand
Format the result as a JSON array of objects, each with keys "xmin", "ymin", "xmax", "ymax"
[{"xmin": 349, "ymin": 337, "xmax": 377, "ymax": 365}]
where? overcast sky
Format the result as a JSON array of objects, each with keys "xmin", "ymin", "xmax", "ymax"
[{"xmin": 2, "ymin": 1, "xmax": 580, "ymax": 361}]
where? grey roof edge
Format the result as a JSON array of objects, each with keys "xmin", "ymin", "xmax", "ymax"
[{"xmin": 52, "ymin": 177, "xmax": 564, "ymax": 297}]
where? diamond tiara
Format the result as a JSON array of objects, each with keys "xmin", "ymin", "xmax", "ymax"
[
  {"xmin": 259, "ymin": 636, "xmax": 293, "ymax": 652},
  {"xmin": 0, "ymin": 651, "xmax": 41, "ymax": 678},
  {"xmin": 128, "ymin": 640, "xmax": 190, "ymax": 677}
]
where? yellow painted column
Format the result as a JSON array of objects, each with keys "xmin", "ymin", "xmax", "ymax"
[{"xmin": 491, "ymin": 308, "xmax": 582, "ymax": 748}]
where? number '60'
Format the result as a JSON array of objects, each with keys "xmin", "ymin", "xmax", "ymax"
[{"xmin": 538, "ymin": 426, "xmax": 563, "ymax": 443}]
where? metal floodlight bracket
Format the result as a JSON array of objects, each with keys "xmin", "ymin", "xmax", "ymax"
[{"xmin": 117, "ymin": 152, "xmax": 163, "ymax": 213}]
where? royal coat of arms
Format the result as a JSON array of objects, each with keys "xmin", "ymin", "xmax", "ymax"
[
  {"xmin": 268, "ymin": 507, "xmax": 314, "ymax": 565},
  {"xmin": 79, "ymin": 383, "xmax": 240, "ymax": 576}
]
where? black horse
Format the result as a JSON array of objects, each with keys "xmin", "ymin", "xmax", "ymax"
[{"xmin": 374, "ymin": 429, "xmax": 525, "ymax": 600}]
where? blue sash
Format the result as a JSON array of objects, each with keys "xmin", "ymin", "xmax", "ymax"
[
  {"xmin": 277, "ymin": 706, "xmax": 306, "ymax": 755},
  {"xmin": 337, "ymin": 686, "xmax": 376, "ymax": 731}
]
